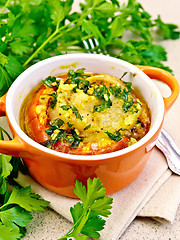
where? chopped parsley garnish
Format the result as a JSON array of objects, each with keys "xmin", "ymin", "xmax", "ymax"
[
  {"xmin": 84, "ymin": 124, "xmax": 91, "ymax": 130},
  {"xmin": 48, "ymin": 92, "xmax": 57, "ymax": 109},
  {"xmin": 67, "ymin": 122, "xmax": 73, "ymax": 128},
  {"xmin": 45, "ymin": 119, "xmax": 66, "ymax": 144},
  {"xmin": 52, "ymin": 130, "xmax": 66, "ymax": 144},
  {"xmin": 130, "ymin": 102, "xmax": 142, "ymax": 113},
  {"xmin": 43, "ymin": 118, "xmax": 83, "ymax": 149},
  {"xmin": 109, "ymin": 85, "xmax": 134, "ymax": 112},
  {"xmin": 48, "ymin": 118, "xmax": 64, "ymax": 130},
  {"xmin": 67, "ymin": 68, "xmax": 86, "ymax": 80},
  {"xmin": 123, "ymin": 99, "xmax": 134, "ymax": 112},
  {"xmin": 94, "ymin": 83, "xmax": 110, "ymax": 100},
  {"xmin": 45, "ymin": 119, "xmax": 64, "ymax": 137},
  {"xmin": 93, "ymin": 100, "xmax": 112, "ymax": 112},
  {"xmin": 109, "ymin": 85, "xmax": 122, "ymax": 98},
  {"xmin": 121, "ymin": 89, "xmax": 134, "ymax": 112},
  {"xmin": 69, "ymin": 128, "xmax": 83, "ymax": 149},
  {"xmin": 64, "ymin": 68, "xmax": 90, "ymax": 93},
  {"xmin": 60, "ymin": 105, "xmax": 83, "ymax": 121},
  {"xmin": 123, "ymin": 81, "xmax": 132, "ymax": 92},
  {"xmin": 105, "ymin": 130, "xmax": 122, "ymax": 142},
  {"xmin": 93, "ymin": 83, "xmax": 112, "ymax": 112},
  {"xmin": 42, "ymin": 76, "xmax": 59, "ymax": 88}
]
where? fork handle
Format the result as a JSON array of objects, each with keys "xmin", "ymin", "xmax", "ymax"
[{"xmin": 136, "ymin": 65, "xmax": 179, "ymax": 111}]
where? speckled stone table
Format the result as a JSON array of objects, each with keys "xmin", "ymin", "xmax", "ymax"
[
  {"xmin": 21, "ymin": 0, "xmax": 180, "ymax": 239},
  {"xmin": 23, "ymin": 205, "xmax": 180, "ymax": 240}
]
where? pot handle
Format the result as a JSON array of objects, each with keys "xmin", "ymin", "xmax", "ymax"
[
  {"xmin": 136, "ymin": 65, "xmax": 179, "ymax": 111},
  {"xmin": 0, "ymin": 94, "xmax": 25, "ymax": 157}
]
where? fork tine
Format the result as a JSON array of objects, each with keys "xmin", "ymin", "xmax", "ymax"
[
  {"xmin": 83, "ymin": 38, "xmax": 99, "ymax": 53},
  {"xmin": 88, "ymin": 38, "xmax": 97, "ymax": 51},
  {"xmin": 91, "ymin": 38, "xmax": 101, "ymax": 53},
  {"xmin": 93, "ymin": 38, "xmax": 99, "ymax": 47},
  {"xmin": 83, "ymin": 37, "xmax": 107, "ymax": 54},
  {"xmin": 82, "ymin": 39, "xmax": 91, "ymax": 53}
]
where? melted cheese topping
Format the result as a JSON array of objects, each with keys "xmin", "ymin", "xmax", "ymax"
[{"xmin": 48, "ymin": 74, "xmax": 142, "ymax": 144}]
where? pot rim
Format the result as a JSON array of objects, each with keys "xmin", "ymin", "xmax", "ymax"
[{"xmin": 5, "ymin": 53, "xmax": 165, "ymax": 161}]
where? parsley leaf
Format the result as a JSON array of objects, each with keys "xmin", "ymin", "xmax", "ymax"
[
  {"xmin": 82, "ymin": 19, "xmax": 106, "ymax": 46},
  {"xmin": 47, "ymin": 0, "xmax": 65, "ymax": 29},
  {"xmin": 1, "ymin": 186, "xmax": 49, "ymax": 212},
  {"xmin": 0, "ymin": 154, "xmax": 13, "ymax": 178},
  {"xmin": 0, "ymin": 206, "xmax": 33, "ymax": 229},
  {"xmin": 59, "ymin": 178, "xmax": 113, "ymax": 239},
  {"xmin": 0, "ymin": 222, "xmax": 22, "ymax": 240},
  {"xmin": 155, "ymin": 15, "xmax": 180, "ymax": 40}
]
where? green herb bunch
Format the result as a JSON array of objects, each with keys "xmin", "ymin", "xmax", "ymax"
[{"xmin": 0, "ymin": 0, "xmax": 179, "ymax": 97}]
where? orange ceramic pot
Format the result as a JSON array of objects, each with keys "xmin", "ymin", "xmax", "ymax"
[{"xmin": 0, "ymin": 54, "xmax": 179, "ymax": 198}]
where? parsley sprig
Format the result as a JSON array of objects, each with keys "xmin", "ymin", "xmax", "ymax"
[{"xmin": 59, "ymin": 178, "xmax": 113, "ymax": 239}]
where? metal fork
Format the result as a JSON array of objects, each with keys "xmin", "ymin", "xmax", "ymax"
[
  {"xmin": 83, "ymin": 38, "xmax": 180, "ymax": 175},
  {"xmin": 156, "ymin": 129, "xmax": 180, "ymax": 175}
]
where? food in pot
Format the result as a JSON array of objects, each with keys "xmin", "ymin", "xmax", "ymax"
[{"xmin": 20, "ymin": 68, "xmax": 151, "ymax": 155}]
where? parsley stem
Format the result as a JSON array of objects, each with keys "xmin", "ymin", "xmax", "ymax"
[
  {"xmin": 0, "ymin": 0, "xmax": 11, "ymax": 14},
  {"xmin": 23, "ymin": 5, "xmax": 97, "ymax": 67},
  {"xmin": 56, "ymin": 34, "xmax": 94, "ymax": 53},
  {"xmin": 58, "ymin": 209, "xmax": 91, "ymax": 239},
  {"xmin": 23, "ymin": 19, "xmax": 79, "ymax": 67},
  {"xmin": 56, "ymin": 34, "xmax": 93, "ymax": 52},
  {"xmin": 23, "ymin": 29, "xmax": 58, "ymax": 67}
]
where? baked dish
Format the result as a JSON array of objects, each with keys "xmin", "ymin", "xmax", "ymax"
[{"xmin": 20, "ymin": 68, "xmax": 151, "ymax": 155}]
